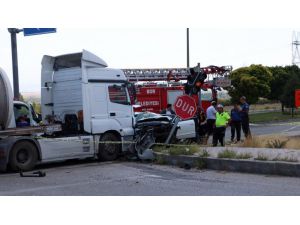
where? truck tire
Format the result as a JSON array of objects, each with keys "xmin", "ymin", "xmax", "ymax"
[
  {"xmin": 9, "ymin": 141, "xmax": 38, "ymax": 171},
  {"xmin": 98, "ymin": 133, "xmax": 120, "ymax": 161}
]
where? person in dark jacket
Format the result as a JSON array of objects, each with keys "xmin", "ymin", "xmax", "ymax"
[
  {"xmin": 197, "ymin": 108, "xmax": 207, "ymax": 143},
  {"xmin": 240, "ymin": 96, "xmax": 251, "ymax": 138},
  {"xmin": 230, "ymin": 103, "xmax": 242, "ymax": 143}
]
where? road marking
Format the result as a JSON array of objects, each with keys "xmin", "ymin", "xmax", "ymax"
[
  {"xmin": 144, "ymin": 174, "xmax": 162, "ymax": 178},
  {"xmin": 251, "ymin": 121, "xmax": 300, "ymax": 126},
  {"xmin": 281, "ymin": 126, "xmax": 298, "ymax": 133},
  {"xmin": 249, "ymin": 123, "xmax": 261, "ymax": 126}
]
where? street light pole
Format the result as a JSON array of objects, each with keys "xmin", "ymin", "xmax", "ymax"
[
  {"xmin": 187, "ymin": 28, "xmax": 190, "ymax": 68},
  {"xmin": 8, "ymin": 28, "xmax": 22, "ymax": 100}
]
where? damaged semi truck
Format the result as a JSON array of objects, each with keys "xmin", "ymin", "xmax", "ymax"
[{"xmin": 0, "ymin": 50, "xmax": 196, "ymax": 172}]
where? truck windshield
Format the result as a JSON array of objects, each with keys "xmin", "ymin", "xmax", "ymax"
[{"xmin": 108, "ymin": 84, "xmax": 130, "ymax": 105}]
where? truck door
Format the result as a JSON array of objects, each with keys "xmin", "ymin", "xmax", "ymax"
[{"xmin": 107, "ymin": 83, "xmax": 134, "ymax": 135}]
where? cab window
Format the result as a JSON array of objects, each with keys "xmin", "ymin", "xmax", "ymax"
[
  {"xmin": 14, "ymin": 104, "xmax": 31, "ymax": 127},
  {"xmin": 108, "ymin": 84, "xmax": 129, "ymax": 105}
]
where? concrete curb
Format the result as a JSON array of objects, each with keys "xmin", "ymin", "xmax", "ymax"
[{"xmin": 154, "ymin": 153, "xmax": 300, "ymax": 177}]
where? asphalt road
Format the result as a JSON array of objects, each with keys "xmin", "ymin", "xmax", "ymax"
[
  {"xmin": 224, "ymin": 120, "xmax": 300, "ymax": 141},
  {"xmin": 1, "ymin": 161, "xmax": 300, "ymax": 196}
]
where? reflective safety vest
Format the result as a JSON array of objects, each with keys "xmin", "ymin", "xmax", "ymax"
[{"xmin": 215, "ymin": 112, "xmax": 230, "ymax": 127}]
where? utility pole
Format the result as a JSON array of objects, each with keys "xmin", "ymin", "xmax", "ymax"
[
  {"xmin": 292, "ymin": 31, "xmax": 300, "ymax": 66},
  {"xmin": 8, "ymin": 28, "xmax": 23, "ymax": 100},
  {"xmin": 187, "ymin": 28, "xmax": 190, "ymax": 68}
]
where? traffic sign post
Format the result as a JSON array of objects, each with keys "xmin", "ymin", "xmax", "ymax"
[
  {"xmin": 7, "ymin": 28, "xmax": 21, "ymax": 100},
  {"xmin": 164, "ymin": 117, "xmax": 180, "ymax": 145},
  {"xmin": 174, "ymin": 95, "xmax": 197, "ymax": 120},
  {"xmin": 164, "ymin": 95, "xmax": 197, "ymax": 145},
  {"xmin": 7, "ymin": 28, "xmax": 56, "ymax": 100}
]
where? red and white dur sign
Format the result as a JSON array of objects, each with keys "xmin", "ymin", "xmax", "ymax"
[{"xmin": 174, "ymin": 95, "xmax": 197, "ymax": 120}]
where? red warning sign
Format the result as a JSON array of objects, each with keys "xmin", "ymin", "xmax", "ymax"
[
  {"xmin": 295, "ymin": 89, "xmax": 300, "ymax": 108},
  {"xmin": 174, "ymin": 95, "xmax": 197, "ymax": 120}
]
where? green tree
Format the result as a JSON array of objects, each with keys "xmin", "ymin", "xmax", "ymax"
[
  {"xmin": 228, "ymin": 64, "xmax": 273, "ymax": 104},
  {"xmin": 267, "ymin": 66, "xmax": 290, "ymax": 100},
  {"xmin": 279, "ymin": 66, "xmax": 300, "ymax": 110},
  {"xmin": 267, "ymin": 66, "xmax": 291, "ymax": 111},
  {"xmin": 32, "ymin": 101, "xmax": 41, "ymax": 114}
]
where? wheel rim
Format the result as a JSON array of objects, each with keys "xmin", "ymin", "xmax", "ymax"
[
  {"xmin": 16, "ymin": 149, "xmax": 29, "ymax": 164},
  {"xmin": 104, "ymin": 143, "xmax": 117, "ymax": 155}
]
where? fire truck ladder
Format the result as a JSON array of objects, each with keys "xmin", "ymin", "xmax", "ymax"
[
  {"xmin": 123, "ymin": 66, "xmax": 232, "ymax": 82},
  {"xmin": 123, "ymin": 68, "xmax": 189, "ymax": 82}
]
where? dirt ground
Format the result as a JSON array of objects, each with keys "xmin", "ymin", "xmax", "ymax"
[{"xmin": 238, "ymin": 134, "xmax": 300, "ymax": 150}]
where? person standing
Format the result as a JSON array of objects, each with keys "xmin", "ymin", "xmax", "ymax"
[
  {"xmin": 230, "ymin": 103, "xmax": 242, "ymax": 143},
  {"xmin": 205, "ymin": 101, "xmax": 217, "ymax": 143},
  {"xmin": 197, "ymin": 108, "xmax": 207, "ymax": 142},
  {"xmin": 213, "ymin": 104, "xmax": 231, "ymax": 146},
  {"xmin": 160, "ymin": 103, "xmax": 175, "ymax": 115},
  {"xmin": 240, "ymin": 96, "xmax": 251, "ymax": 138}
]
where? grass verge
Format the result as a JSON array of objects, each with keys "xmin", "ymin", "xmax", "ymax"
[
  {"xmin": 250, "ymin": 111, "xmax": 300, "ymax": 123},
  {"xmin": 218, "ymin": 149, "xmax": 252, "ymax": 159},
  {"xmin": 218, "ymin": 149, "xmax": 237, "ymax": 158},
  {"xmin": 153, "ymin": 144, "xmax": 200, "ymax": 156}
]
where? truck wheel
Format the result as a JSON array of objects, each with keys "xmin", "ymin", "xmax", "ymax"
[
  {"xmin": 98, "ymin": 133, "xmax": 120, "ymax": 161},
  {"xmin": 9, "ymin": 141, "xmax": 38, "ymax": 171}
]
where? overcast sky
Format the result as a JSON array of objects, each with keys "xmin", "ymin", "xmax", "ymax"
[{"xmin": 0, "ymin": 28, "xmax": 298, "ymax": 92}]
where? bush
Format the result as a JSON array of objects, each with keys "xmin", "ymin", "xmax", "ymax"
[
  {"xmin": 218, "ymin": 149, "xmax": 237, "ymax": 158},
  {"xmin": 241, "ymin": 136, "xmax": 263, "ymax": 148},
  {"xmin": 218, "ymin": 149, "xmax": 252, "ymax": 159},
  {"xmin": 168, "ymin": 145, "xmax": 199, "ymax": 155},
  {"xmin": 199, "ymin": 149, "xmax": 210, "ymax": 157},
  {"xmin": 235, "ymin": 152, "xmax": 253, "ymax": 159},
  {"xmin": 196, "ymin": 158, "xmax": 206, "ymax": 169},
  {"xmin": 266, "ymin": 139, "xmax": 288, "ymax": 149}
]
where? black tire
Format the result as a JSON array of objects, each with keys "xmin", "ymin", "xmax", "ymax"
[
  {"xmin": 98, "ymin": 133, "xmax": 120, "ymax": 161},
  {"xmin": 9, "ymin": 141, "xmax": 38, "ymax": 171}
]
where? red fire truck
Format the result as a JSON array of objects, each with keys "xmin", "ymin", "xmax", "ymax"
[{"xmin": 123, "ymin": 66, "xmax": 232, "ymax": 114}]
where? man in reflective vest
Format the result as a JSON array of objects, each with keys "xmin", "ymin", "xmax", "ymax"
[{"xmin": 213, "ymin": 104, "xmax": 231, "ymax": 147}]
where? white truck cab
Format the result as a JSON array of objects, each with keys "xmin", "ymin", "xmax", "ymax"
[
  {"xmin": 0, "ymin": 50, "xmax": 136, "ymax": 172},
  {"xmin": 41, "ymin": 49, "xmax": 134, "ymax": 138}
]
